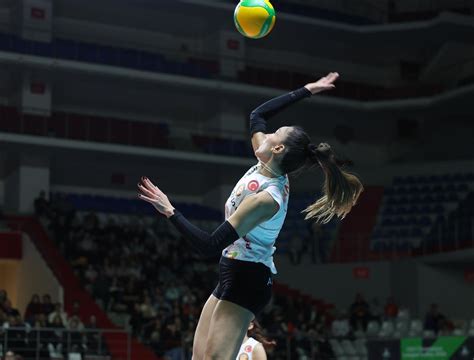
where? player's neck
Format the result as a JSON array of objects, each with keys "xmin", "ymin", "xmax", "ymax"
[{"xmin": 259, "ymin": 160, "xmax": 282, "ymax": 178}]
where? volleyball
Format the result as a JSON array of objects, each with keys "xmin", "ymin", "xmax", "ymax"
[{"xmin": 234, "ymin": 0, "xmax": 276, "ymax": 39}]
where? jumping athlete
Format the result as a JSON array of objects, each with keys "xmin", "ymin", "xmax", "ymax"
[{"xmin": 138, "ymin": 72, "xmax": 363, "ymax": 359}]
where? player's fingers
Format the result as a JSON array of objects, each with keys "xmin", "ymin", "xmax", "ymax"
[
  {"xmin": 141, "ymin": 177, "xmax": 159, "ymax": 194},
  {"xmin": 138, "ymin": 193, "xmax": 155, "ymax": 203},
  {"xmin": 138, "ymin": 184, "xmax": 156, "ymax": 199}
]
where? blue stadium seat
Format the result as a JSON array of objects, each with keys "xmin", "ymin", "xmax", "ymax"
[
  {"xmin": 448, "ymin": 192, "xmax": 459, "ymax": 202},
  {"xmin": 119, "ymin": 49, "xmax": 139, "ymax": 68},
  {"xmin": 32, "ymin": 41, "xmax": 53, "ymax": 57},
  {"xmin": 54, "ymin": 38, "xmax": 77, "ymax": 60},
  {"xmin": 419, "ymin": 216, "xmax": 431, "ymax": 226},
  {"xmin": 445, "ymin": 184, "xmax": 455, "ymax": 192},
  {"xmin": 418, "ymin": 176, "xmax": 428, "ymax": 183},
  {"xmin": 97, "ymin": 46, "xmax": 119, "ymax": 65},
  {"xmin": 457, "ymin": 183, "xmax": 469, "ymax": 192},
  {"xmin": 139, "ymin": 52, "xmax": 158, "ymax": 71},
  {"xmin": 420, "ymin": 185, "xmax": 430, "ymax": 193},
  {"xmin": 433, "ymin": 204, "xmax": 445, "ymax": 214},
  {"xmin": 77, "ymin": 42, "xmax": 99, "ymax": 62},
  {"xmin": 0, "ymin": 32, "xmax": 14, "ymax": 51}
]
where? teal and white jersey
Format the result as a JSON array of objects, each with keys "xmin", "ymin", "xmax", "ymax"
[{"xmin": 223, "ymin": 163, "xmax": 289, "ymax": 274}]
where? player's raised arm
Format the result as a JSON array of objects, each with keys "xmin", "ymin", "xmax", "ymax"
[{"xmin": 249, "ymin": 72, "xmax": 339, "ymax": 155}]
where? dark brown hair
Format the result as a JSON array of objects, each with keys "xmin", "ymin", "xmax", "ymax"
[
  {"xmin": 247, "ymin": 320, "xmax": 276, "ymax": 348},
  {"xmin": 279, "ymin": 126, "xmax": 364, "ymax": 223}
]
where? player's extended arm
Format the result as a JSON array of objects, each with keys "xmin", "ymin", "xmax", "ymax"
[
  {"xmin": 249, "ymin": 72, "xmax": 339, "ymax": 153},
  {"xmin": 249, "ymin": 87, "xmax": 311, "ymax": 153},
  {"xmin": 169, "ymin": 192, "xmax": 277, "ymax": 257}
]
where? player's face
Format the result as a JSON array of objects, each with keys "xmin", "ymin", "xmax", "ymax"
[{"xmin": 255, "ymin": 126, "xmax": 293, "ymax": 163}]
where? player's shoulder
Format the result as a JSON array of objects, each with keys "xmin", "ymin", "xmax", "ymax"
[{"xmin": 252, "ymin": 342, "xmax": 267, "ymax": 360}]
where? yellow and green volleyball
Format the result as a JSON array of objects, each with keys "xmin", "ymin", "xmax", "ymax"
[{"xmin": 234, "ymin": 0, "xmax": 276, "ymax": 39}]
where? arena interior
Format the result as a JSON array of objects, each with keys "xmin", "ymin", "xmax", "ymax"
[{"xmin": 1, "ymin": 0, "xmax": 474, "ymax": 359}]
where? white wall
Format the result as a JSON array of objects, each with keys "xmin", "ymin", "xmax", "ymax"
[
  {"xmin": 275, "ymin": 256, "xmax": 392, "ymax": 310},
  {"xmin": 417, "ymin": 263, "xmax": 474, "ymax": 320},
  {"xmin": 275, "ymin": 256, "xmax": 474, "ymax": 319}
]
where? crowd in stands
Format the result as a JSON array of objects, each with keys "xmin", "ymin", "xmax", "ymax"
[
  {"xmin": 0, "ymin": 187, "xmax": 470, "ymax": 359},
  {"xmin": 20, "ymin": 191, "xmax": 469, "ymax": 360},
  {"xmin": 0, "ymin": 289, "xmax": 103, "ymax": 359}
]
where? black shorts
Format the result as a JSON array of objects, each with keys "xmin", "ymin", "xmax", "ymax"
[{"xmin": 212, "ymin": 256, "xmax": 273, "ymax": 316}]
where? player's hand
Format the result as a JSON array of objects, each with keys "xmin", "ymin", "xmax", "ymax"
[
  {"xmin": 304, "ymin": 72, "xmax": 339, "ymax": 95},
  {"xmin": 138, "ymin": 177, "xmax": 175, "ymax": 218}
]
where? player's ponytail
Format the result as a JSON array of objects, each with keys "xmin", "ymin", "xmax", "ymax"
[{"xmin": 303, "ymin": 142, "xmax": 364, "ymax": 223}]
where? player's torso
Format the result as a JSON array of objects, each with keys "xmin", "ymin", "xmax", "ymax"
[{"xmin": 223, "ymin": 163, "xmax": 289, "ymax": 273}]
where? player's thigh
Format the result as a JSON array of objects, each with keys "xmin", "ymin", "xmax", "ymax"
[
  {"xmin": 192, "ymin": 294, "xmax": 220, "ymax": 360},
  {"xmin": 204, "ymin": 299, "xmax": 254, "ymax": 360}
]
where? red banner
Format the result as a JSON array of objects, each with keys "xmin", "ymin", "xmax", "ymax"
[
  {"xmin": 0, "ymin": 232, "xmax": 22, "ymax": 260},
  {"xmin": 353, "ymin": 266, "xmax": 370, "ymax": 279},
  {"xmin": 31, "ymin": 7, "xmax": 46, "ymax": 19},
  {"xmin": 30, "ymin": 82, "xmax": 46, "ymax": 94}
]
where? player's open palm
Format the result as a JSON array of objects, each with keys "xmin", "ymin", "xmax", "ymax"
[
  {"xmin": 304, "ymin": 72, "xmax": 339, "ymax": 94},
  {"xmin": 138, "ymin": 177, "xmax": 174, "ymax": 217}
]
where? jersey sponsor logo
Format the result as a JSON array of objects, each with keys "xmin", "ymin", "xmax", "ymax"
[
  {"xmin": 245, "ymin": 345, "xmax": 253, "ymax": 353},
  {"xmin": 226, "ymin": 251, "xmax": 239, "ymax": 259},
  {"xmin": 238, "ymin": 353, "xmax": 249, "ymax": 360},
  {"xmin": 243, "ymin": 236, "xmax": 252, "ymax": 250},
  {"xmin": 248, "ymin": 180, "xmax": 260, "ymax": 192}
]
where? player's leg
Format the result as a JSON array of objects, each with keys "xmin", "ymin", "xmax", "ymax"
[
  {"xmin": 203, "ymin": 299, "xmax": 254, "ymax": 360},
  {"xmin": 192, "ymin": 294, "xmax": 220, "ymax": 360}
]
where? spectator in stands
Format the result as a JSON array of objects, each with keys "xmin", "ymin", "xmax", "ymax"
[
  {"xmin": 71, "ymin": 300, "xmax": 82, "ymax": 319},
  {"xmin": 85, "ymin": 315, "xmax": 101, "ymax": 354},
  {"xmin": 68, "ymin": 316, "xmax": 86, "ymax": 353},
  {"xmin": 384, "ymin": 296, "xmax": 399, "ymax": 320},
  {"xmin": 3, "ymin": 300, "xmax": 20, "ymax": 318},
  {"xmin": 29, "ymin": 314, "xmax": 49, "ymax": 359},
  {"xmin": 331, "ymin": 310, "xmax": 351, "ymax": 338},
  {"xmin": 349, "ymin": 293, "xmax": 370, "ymax": 331},
  {"xmin": 34, "ymin": 190, "xmax": 50, "ymax": 218},
  {"xmin": 41, "ymin": 294, "xmax": 54, "ymax": 315},
  {"xmin": 0, "ymin": 289, "xmax": 8, "ymax": 310},
  {"xmin": 24, "ymin": 294, "xmax": 42, "ymax": 323},
  {"xmin": 46, "ymin": 314, "xmax": 66, "ymax": 358},
  {"xmin": 48, "ymin": 303, "xmax": 68, "ymax": 327},
  {"xmin": 370, "ymin": 297, "xmax": 383, "ymax": 322},
  {"xmin": 5, "ymin": 316, "xmax": 26, "ymax": 356},
  {"xmin": 67, "ymin": 315, "xmax": 84, "ymax": 331},
  {"xmin": 161, "ymin": 317, "xmax": 183, "ymax": 360},
  {"xmin": 4, "ymin": 350, "xmax": 16, "ymax": 360},
  {"xmin": 424, "ymin": 304, "xmax": 446, "ymax": 334}
]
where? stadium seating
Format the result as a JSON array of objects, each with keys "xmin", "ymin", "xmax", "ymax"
[{"xmin": 370, "ymin": 173, "xmax": 474, "ymax": 255}]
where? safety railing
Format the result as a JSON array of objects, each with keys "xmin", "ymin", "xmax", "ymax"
[{"xmin": 1, "ymin": 327, "xmax": 130, "ymax": 360}]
